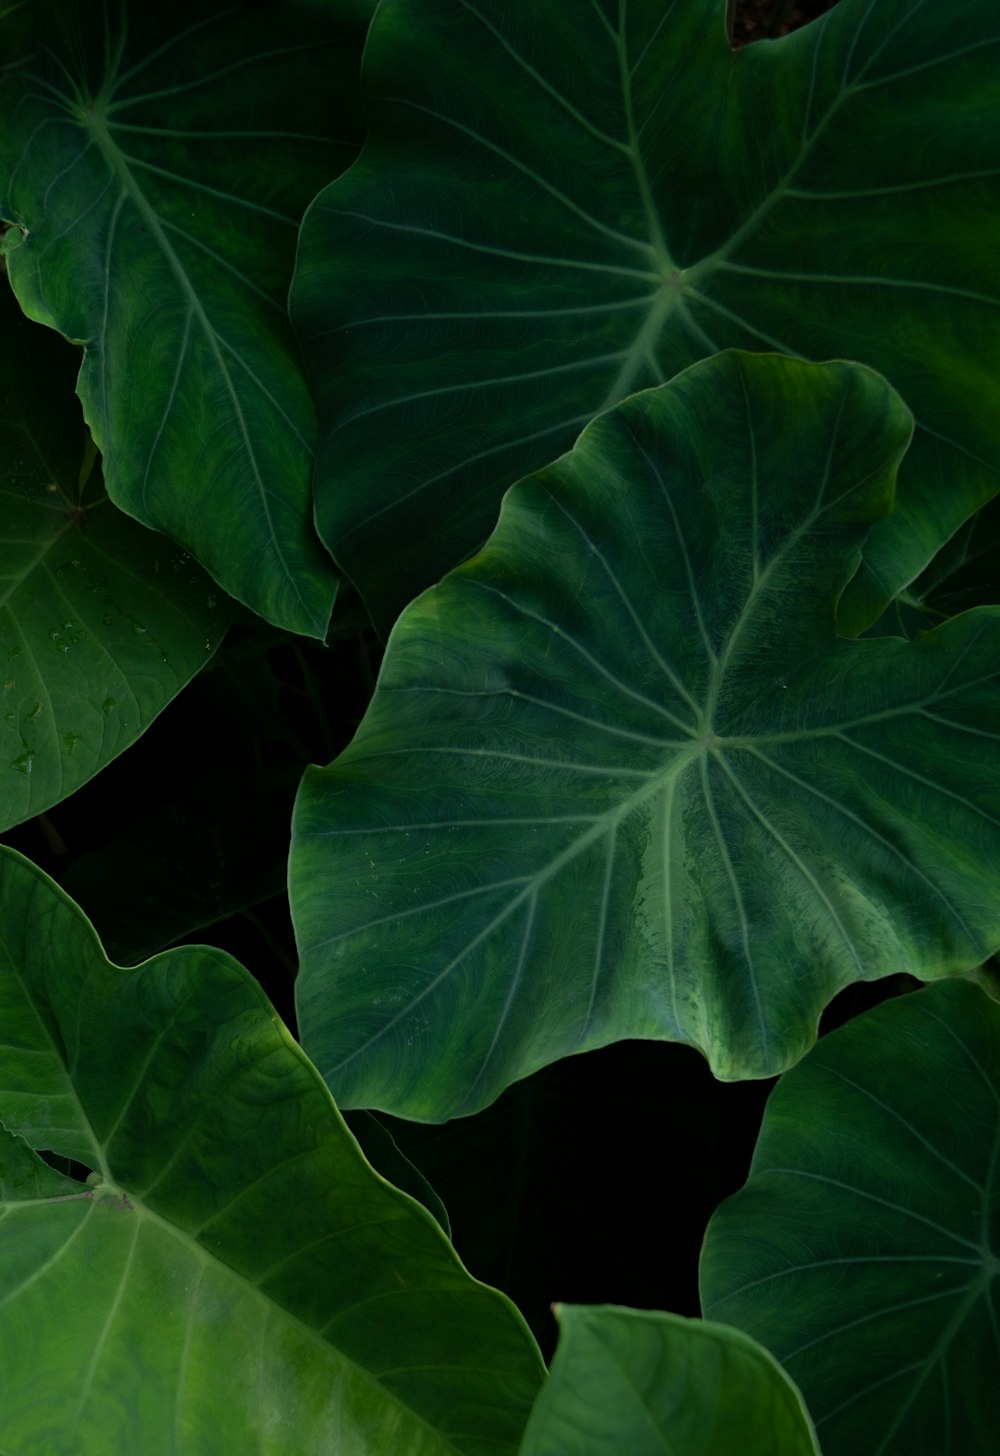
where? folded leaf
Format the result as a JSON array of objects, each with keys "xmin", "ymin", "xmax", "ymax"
[
  {"xmin": 701, "ymin": 979, "xmax": 1000, "ymax": 1456},
  {"xmin": 0, "ymin": 847, "xmax": 542, "ymax": 1453},
  {"xmin": 292, "ymin": 352, "xmax": 1000, "ymax": 1118},
  {"xmin": 293, "ymin": 0, "xmax": 1000, "ymax": 629}
]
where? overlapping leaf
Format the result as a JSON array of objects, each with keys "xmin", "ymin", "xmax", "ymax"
[
  {"xmin": 292, "ymin": 0, "xmax": 1000, "ymax": 628},
  {"xmin": 0, "ymin": 846, "xmax": 542, "ymax": 1453},
  {"xmin": 0, "ymin": 282, "xmax": 227, "ymax": 830},
  {"xmin": 0, "ymin": 0, "xmax": 369, "ymax": 635},
  {"xmin": 700, "ymin": 980, "xmax": 1000, "ymax": 1455},
  {"xmin": 291, "ymin": 352, "xmax": 1000, "ymax": 1119},
  {"xmin": 519, "ymin": 1305, "xmax": 819, "ymax": 1455}
]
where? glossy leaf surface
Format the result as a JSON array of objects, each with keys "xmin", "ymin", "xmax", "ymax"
[
  {"xmin": 0, "ymin": 1, "xmax": 366, "ymax": 634},
  {"xmin": 293, "ymin": 0, "xmax": 1000, "ymax": 628},
  {"xmin": 701, "ymin": 980, "xmax": 1000, "ymax": 1455},
  {"xmin": 0, "ymin": 848, "xmax": 542, "ymax": 1454},
  {"xmin": 519, "ymin": 1305, "xmax": 819, "ymax": 1455},
  {"xmin": 292, "ymin": 352, "xmax": 1000, "ymax": 1119},
  {"xmin": 0, "ymin": 282, "xmax": 226, "ymax": 831}
]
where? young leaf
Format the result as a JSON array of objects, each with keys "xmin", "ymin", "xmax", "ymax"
[
  {"xmin": 0, "ymin": 282, "xmax": 227, "ymax": 831},
  {"xmin": 0, "ymin": 847, "xmax": 543, "ymax": 1453},
  {"xmin": 700, "ymin": 979, "xmax": 1000, "ymax": 1456},
  {"xmin": 519, "ymin": 1305, "xmax": 819, "ymax": 1455},
  {"xmin": 292, "ymin": 352, "xmax": 1000, "ymax": 1119},
  {"xmin": 0, "ymin": 1, "xmax": 368, "ymax": 636},
  {"xmin": 292, "ymin": 0, "xmax": 1000, "ymax": 629}
]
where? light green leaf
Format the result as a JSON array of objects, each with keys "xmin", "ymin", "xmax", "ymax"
[
  {"xmin": 519, "ymin": 1304, "xmax": 819, "ymax": 1456},
  {"xmin": 700, "ymin": 980, "xmax": 1000, "ymax": 1456},
  {"xmin": 292, "ymin": 352, "xmax": 1000, "ymax": 1119},
  {"xmin": 0, "ymin": 0, "xmax": 368, "ymax": 635},
  {"xmin": 0, "ymin": 281, "xmax": 227, "ymax": 831},
  {"xmin": 0, "ymin": 1122, "xmax": 80, "ymax": 1202},
  {"xmin": 292, "ymin": 0, "xmax": 1000, "ymax": 629},
  {"xmin": 0, "ymin": 847, "xmax": 543, "ymax": 1454}
]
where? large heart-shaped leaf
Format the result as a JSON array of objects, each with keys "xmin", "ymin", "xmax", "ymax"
[
  {"xmin": 0, "ymin": 846, "xmax": 543, "ymax": 1453},
  {"xmin": 291, "ymin": 352, "xmax": 1000, "ymax": 1119},
  {"xmin": 519, "ymin": 1305, "xmax": 819, "ymax": 1455},
  {"xmin": 700, "ymin": 980, "xmax": 1000, "ymax": 1455},
  {"xmin": 292, "ymin": 0, "xmax": 1000, "ymax": 629},
  {"xmin": 0, "ymin": 0, "xmax": 368, "ymax": 635},
  {"xmin": 0, "ymin": 281, "xmax": 227, "ymax": 831}
]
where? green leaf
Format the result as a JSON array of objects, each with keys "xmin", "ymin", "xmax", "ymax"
[
  {"xmin": 700, "ymin": 980, "xmax": 1000, "ymax": 1455},
  {"xmin": 0, "ymin": 846, "xmax": 543, "ymax": 1453},
  {"xmin": 911, "ymin": 495, "xmax": 1000, "ymax": 619},
  {"xmin": 343, "ymin": 1109, "xmax": 451, "ymax": 1238},
  {"xmin": 0, "ymin": 1122, "xmax": 80, "ymax": 1202},
  {"xmin": 291, "ymin": 351, "xmax": 1000, "ymax": 1119},
  {"xmin": 0, "ymin": 1, "xmax": 368, "ymax": 636},
  {"xmin": 519, "ymin": 1304, "xmax": 819, "ymax": 1456},
  {"xmin": 292, "ymin": 0, "xmax": 1000, "ymax": 629},
  {"xmin": 0, "ymin": 282, "xmax": 227, "ymax": 831}
]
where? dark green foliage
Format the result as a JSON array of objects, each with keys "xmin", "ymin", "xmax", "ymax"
[{"xmin": 1, "ymin": 2, "xmax": 997, "ymax": 1451}]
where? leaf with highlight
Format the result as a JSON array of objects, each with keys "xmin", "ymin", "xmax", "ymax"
[
  {"xmin": 292, "ymin": 352, "xmax": 1000, "ymax": 1119},
  {"xmin": 0, "ymin": 847, "xmax": 543, "ymax": 1454}
]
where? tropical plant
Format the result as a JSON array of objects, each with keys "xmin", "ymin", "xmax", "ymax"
[{"xmin": 1, "ymin": 0, "xmax": 998, "ymax": 1451}]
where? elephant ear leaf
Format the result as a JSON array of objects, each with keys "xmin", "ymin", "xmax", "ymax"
[
  {"xmin": 0, "ymin": 0, "xmax": 370, "ymax": 635},
  {"xmin": 293, "ymin": 0, "xmax": 1000, "ymax": 629},
  {"xmin": 0, "ymin": 282, "xmax": 228, "ymax": 832},
  {"xmin": 700, "ymin": 979, "xmax": 1000, "ymax": 1456},
  {"xmin": 0, "ymin": 847, "xmax": 542, "ymax": 1454},
  {"xmin": 519, "ymin": 1305, "xmax": 819, "ymax": 1456},
  {"xmin": 291, "ymin": 351, "xmax": 1000, "ymax": 1121}
]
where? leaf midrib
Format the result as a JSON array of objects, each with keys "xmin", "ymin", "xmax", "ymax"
[
  {"xmin": 3, "ymin": 1192, "xmax": 481, "ymax": 1455},
  {"xmin": 78, "ymin": 112, "xmax": 317, "ymax": 621}
]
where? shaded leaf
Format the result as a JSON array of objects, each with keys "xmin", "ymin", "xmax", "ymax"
[
  {"xmin": 343, "ymin": 1110, "xmax": 451, "ymax": 1238},
  {"xmin": 381, "ymin": 1038, "xmax": 754, "ymax": 1358},
  {"xmin": 519, "ymin": 1304, "xmax": 819, "ymax": 1455},
  {"xmin": 0, "ymin": 847, "xmax": 543, "ymax": 1453},
  {"xmin": 0, "ymin": 281, "xmax": 227, "ymax": 831},
  {"xmin": 0, "ymin": 0, "xmax": 367, "ymax": 634},
  {"xmin": 700, "ymin": 979, "xmax": 1000, "ymax": 1455},
  {"xmin": 912, "ymin": 495, "xmax": 1000, "ymax": 619},
  {"xmin": 293, "ymin": 0, "xmax": 1000, "ymax": 629},
  {"xmin": 292, "ymin": 352, "xmax": 1000, "ymax": 1118}
]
